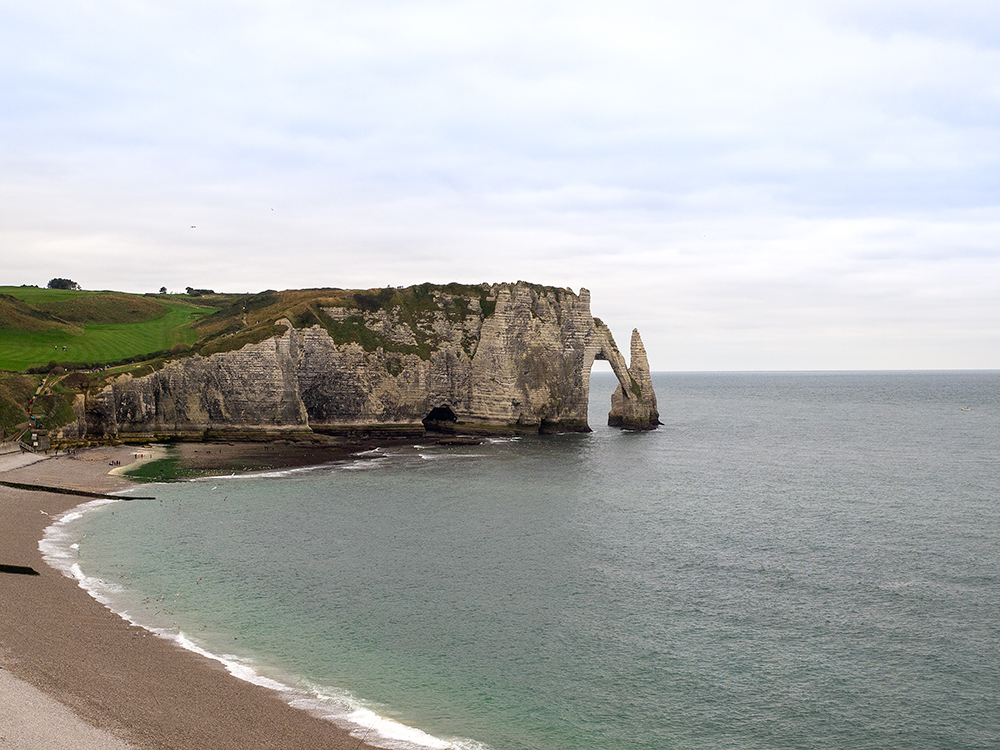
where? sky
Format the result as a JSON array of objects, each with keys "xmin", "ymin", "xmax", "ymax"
[{"xmin": 2, "ymin": 0, "xmax": 998, "ymax": 370}]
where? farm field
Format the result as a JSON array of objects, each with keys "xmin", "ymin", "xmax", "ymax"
[{"xmin": 0, "ymin": 287, "xmax": 216, "ymax": 371}]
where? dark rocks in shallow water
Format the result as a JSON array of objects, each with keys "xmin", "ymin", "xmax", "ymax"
[{"xmin": 436, "ymin": 436, "xmax": 484, "ymax": 446}]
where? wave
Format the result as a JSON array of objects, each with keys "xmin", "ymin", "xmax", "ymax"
[
  {"xmin": 195, "ymin": 467, "xmax": 323, "ymax": 480},
  {"xmin": 39, "ymin": 499, "xmax": 490, "ymax": 750},
  {"xmin": 38, "ymin": 497, "xmax": 119, "ymax": 579},
  {"xmin": 188, "ymin": 452, "xmax": 396, "ymax": 480}
]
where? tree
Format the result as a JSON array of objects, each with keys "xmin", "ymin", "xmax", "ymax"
[
  {"xmin": 159, "ymin": 286, "xmax": 167, "ymax": 294},
  {"xmin": 47, "ymin": 278, "xmax": 81, "ymax": 290}
]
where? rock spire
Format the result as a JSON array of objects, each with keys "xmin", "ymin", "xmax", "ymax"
[{"xmin": 607, "ymin": 329, "xmax": 661, "ymax": 430}]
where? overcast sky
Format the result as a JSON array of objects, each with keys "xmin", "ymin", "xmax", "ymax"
[{"xmin": 2, "ymin": 0, "xmax": 998, "ymax": 370}]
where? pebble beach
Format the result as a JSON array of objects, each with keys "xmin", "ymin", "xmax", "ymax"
[{"xmin": 0, "ymin": 445, "xmax": 380, "ymax": 750}]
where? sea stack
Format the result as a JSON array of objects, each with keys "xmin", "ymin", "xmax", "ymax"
[{"xmin": 607, "ymin": 329, "xmax": 661, "ymax": 430}]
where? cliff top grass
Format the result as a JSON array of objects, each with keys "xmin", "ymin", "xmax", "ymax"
[{"xmin": 0, "ymin": 286, "xmax": 217, "ymax": 372}]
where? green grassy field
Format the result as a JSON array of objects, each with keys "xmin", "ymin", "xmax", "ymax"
[
  {"xmin": 0, "ymin": 287, "xmax": 216, "ymax": 371},
  {"xmin": 1, "ymin": 286, "xmax": 92, "ymax": 304}
]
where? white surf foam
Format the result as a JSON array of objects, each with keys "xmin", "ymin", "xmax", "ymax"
[
  {"xmin": 198, "ymin": 464, "xmax": 326, "ymax": 480},
  {"xmin": 340, "ymin": 463, "xmax": 380, "ymax": 471},
  {"xmin": 38, "ymin": 498, "xmax": 119, "ymax": 577}
]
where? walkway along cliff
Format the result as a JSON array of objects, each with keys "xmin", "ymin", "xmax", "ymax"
[{"xmin": 53, "ymin": 282, "xmax": 660, "ymax": 443}]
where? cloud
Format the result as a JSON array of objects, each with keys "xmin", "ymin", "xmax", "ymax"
[{"xmin": 1, "ymin": 0, "xmax": 997, "ymax": 368}]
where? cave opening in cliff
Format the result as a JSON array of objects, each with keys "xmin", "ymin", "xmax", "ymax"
[{"xmin": 422, "ymin": 405, "xmax": 458, "ymax": 432}]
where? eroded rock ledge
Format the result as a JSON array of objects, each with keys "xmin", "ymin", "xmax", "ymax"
[{"xmin": 55, "ymin": 282, "xmax": 659, "ymax": 442}]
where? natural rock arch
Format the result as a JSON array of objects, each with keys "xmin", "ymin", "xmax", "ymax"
[{"xmin": 586, "ymin": 324, "xmax": 660, "ymax": 431}]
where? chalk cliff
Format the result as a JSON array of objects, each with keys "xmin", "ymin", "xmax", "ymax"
[{"xmin": 56, "ymin": 283, "xmax": 658, "ymax": 442}]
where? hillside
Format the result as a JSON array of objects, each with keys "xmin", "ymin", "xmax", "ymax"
[
  {"xmin": 0, "ymin": 286, "xmax": 220, "ymax": 437},
  {"xmin": 0, "ymin": 294, "xmax": 70, "ymax": 334},
  {"xmin": 0, "ymin": 287, "xmax": 219, "ymax": 372}
]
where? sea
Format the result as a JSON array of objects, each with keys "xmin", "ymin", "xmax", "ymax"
[{"xmin": 42, "ymin": 370, "xmax": 1000, "ymax": 750}]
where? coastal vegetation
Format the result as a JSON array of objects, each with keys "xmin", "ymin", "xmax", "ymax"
[
  {"xmin": 191, "ymin": 282, "xmax": 500, "ymax": 361},
  {"xmin": 0, "ymin": 373, "xmax": 40, "ymax": 434},
  {"xmin": 0, "ymin": 287, "xmax": 216, "ymax": 372},
  {"xmin": 121, "ymin": 450, "xmax": 187, "ymax": 482}
]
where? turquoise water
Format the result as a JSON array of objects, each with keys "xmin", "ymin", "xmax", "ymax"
[{"xmin": 52, "ymin": 372, "xmax": 1000, "ymax": 749}]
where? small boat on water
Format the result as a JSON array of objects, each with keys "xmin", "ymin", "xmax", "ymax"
[{"xmin": 961, "ymin": 407, "xmax": 972, "ymax": 411}]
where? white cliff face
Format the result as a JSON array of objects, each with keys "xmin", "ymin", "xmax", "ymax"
[{"xmin": 64, "ymin": 283, "xmax": 658, "ymax": 441}]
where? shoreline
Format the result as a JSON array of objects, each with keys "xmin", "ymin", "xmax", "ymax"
[{"xmin": 0, "ymin": 444, "xmax": 384, "ymax": 750}]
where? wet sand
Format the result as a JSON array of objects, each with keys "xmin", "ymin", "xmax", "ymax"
[{"xmin": 0, "ymin": 446, "xmax": 380, "ymax": 750}]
